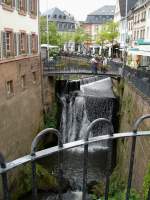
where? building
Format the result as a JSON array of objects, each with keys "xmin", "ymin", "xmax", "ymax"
[
  {"xmin": 82, "ymin": 5, "xmax": 115, "ymax": 53},
  {"xmin": 114, "ymin": 0, "xmax": 137, "ymax": 59},
  {"xmin": 43, "ymin": 7, "xmax": 76, "ymax": 33},
  {"xmin": 127, "ymin": 0, "xmax": 150, "ymax": 68},
  {"xmin": 0, "ymin": 0, "xmax": 43, "ymax": 160},
  {"xmin": 43, "ymin": 7, "xmax": 76, "ymax": 51}
]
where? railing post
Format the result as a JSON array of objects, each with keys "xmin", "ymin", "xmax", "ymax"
[
  {"xmin": 31, "ymin": 128, "xmax": 63, "ymax": 200},
  {"xmin": 0, "ymin": 153, "xmax": 10, "ymax": 200},
  {"xmin": 126, "ymin": 114, "xmax": 150, "ymax": 200},
  {"xmin": 83, "ymin": 118, "xmax": 114, "ymax": 200}
]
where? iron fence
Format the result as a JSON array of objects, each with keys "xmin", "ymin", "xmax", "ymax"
[
  {"xmin": 0, "ymin": 115, "xmax": 150, "ymax": 200},
  {"xmin": 110, "ymin": 61, "xmax": 150, "ymax": 97}
]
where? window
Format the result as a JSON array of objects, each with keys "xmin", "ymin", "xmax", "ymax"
[
  {"xmin": 5, "ymin": 30, "xmax": 13, "ymax": 57},
  {"xmin": 20, "ymin": 32, "xmax": 27, "ymax": 53},
  {"xmin": 6, "ymin": 80, "xmax": 14, "ymax": 96},
  {"xmin": 31, "ymin": 34, "xmax": 38, "ymax": 53},
  {"xmin": 19, "ymin": 0, "xmax": 26, "ymax": 13},
  {"xmin": 2, "ymin": 0, "xmax": 13, "ymax": 7},
  {"xmin": 32, "ymin": 72, "xmax": 36, "ymax": 83},
  {"xmin": 30, "ymin": 0, "xmax": 37, "ymax": 16},
  {"xmin": 21, "ymin": 75, "xmax": 26, "ymax": 89}
]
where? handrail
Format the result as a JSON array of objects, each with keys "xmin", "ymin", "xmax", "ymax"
[
  {"xmin": 0, "ymin": 115, "xmax": 150, "ymax": 200},
  {"xmin": 83, "ymin": 118, "xmax": 114, "ymax": 200},
  {"xmin": 0, "ymin": 131, "xmax": 150, "ymax": 174},
  {"xmin": 30, "ymin": 128, "xmax": 63, "ymax": 200},
  {"xmin": 126, "ymin": 114, "xmax": 150, "ymax": 200}
]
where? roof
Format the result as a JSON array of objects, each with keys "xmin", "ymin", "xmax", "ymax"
[
  {"xmin": 89, "ymin": 5, "xmax": 115, "ymax": 16},
  {"xmin": 85, "ymin": 5, "xmax": 115, "ymax": 24},
  {"xmin": 119, "ymin": 0, "xmax": 137, "ymax": 17},
  {"xmin": 42, "ymin": 7, "xmax": 75, "ymax": 23},
  {"xmin": 43, "ymin": 7, "xmax": 64, "ymax": 17}
]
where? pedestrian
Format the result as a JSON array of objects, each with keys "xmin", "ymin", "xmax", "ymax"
[{"xmin": 90, "ymin": 56, "xmax": 98, "ymax": 74}]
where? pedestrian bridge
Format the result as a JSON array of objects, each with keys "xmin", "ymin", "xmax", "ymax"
[{"xmin": 0, "ymin": 115, "xmax": 150, "ymax": 200}]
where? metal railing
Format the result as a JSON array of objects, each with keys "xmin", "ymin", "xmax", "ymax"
[
  {"xmin": 110, "ymin": 61, "xmax": 150, "ymax": 97},
  {"xmin": 0, "ymin": 115, "xmax": 150, "ymax": 200}
]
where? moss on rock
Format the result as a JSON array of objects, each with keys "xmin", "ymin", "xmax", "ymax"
[{"xmin": 11, "ymin": 164, "xmax": 58, "ymax": 200}]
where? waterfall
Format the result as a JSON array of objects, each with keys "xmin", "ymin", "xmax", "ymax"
[{"xmin": 60, "ymin": 77, "xmax": 116, "ymax": 149}]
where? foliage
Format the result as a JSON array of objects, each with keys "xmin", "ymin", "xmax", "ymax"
[
  {"xmin": 143, "ymin": 163, "xmax": 150, "ymax": 199},
  {"xmin": 91, "ymin": 166, "xmax": 140, "ymax": 200},
  {"xmin": 44, "ymin": 103, "xmax": 58, "ymax": 129},
  {"xmin": 96, "ymin": 21, "xmax": 119, "ymax": 57},
  {"xmin": 104, "ymin": 21, "xmax": 119, "ymax": 43},
  {"xmin": 59, "ymin": 32, "xmax": 74, "ymax": 49},
  {"xmin": 96, "ymin": 21, "xmax": 119, "ymax": 44},
  {"xmin": 11, "ymin": 164, "xmax": 58, "ymax": 200},
  {"xmin": 40, "ymin": 16, "xmax": 61, "ymax": 46},
  {"xmin": 73, "ymin": 26, "xmax": 91, "ymax": 50},
  {"xmin": 91, "ymin": 182, "xmax": 105, "ymax": 197}
]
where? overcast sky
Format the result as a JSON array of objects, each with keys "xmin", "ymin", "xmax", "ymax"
[{"xmin": 40, "ymin": 0, "xmax": 115, "ymax": 21}]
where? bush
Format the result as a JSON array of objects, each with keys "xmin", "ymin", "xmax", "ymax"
[{"xmin": 143, "ymin": 163, "xmax": 150, "ymax": 199}]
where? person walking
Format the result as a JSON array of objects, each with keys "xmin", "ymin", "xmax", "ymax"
[{"xmin": 90, "ymin": 56, "xmax": 98, "ymax": 74}]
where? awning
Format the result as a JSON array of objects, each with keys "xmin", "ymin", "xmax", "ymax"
[
  {"xmin": 128, "ymin": 50, "xmax": 150, "ymax": 56},
  {"xmin": 41, "ymin": 44, "xmax": 59, "ymax": 49}
]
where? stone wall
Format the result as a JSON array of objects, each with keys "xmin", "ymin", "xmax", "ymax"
[
  {"xmin": 117, "ymin": 80, "xmax": 150, "ymax": 192},
  {"xmin": 0, "ymin": 56, "xmax": 43, "ymax": 161}
]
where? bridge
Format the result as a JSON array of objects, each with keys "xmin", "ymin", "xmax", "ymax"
[
  {"xmin": 0, "ymin": 115, "xmax": 150, "ymax": 200},
  {"xmin": 42, "ymin": 57, "xmax": 150, "ymax": 97},
  {"xmin": 43, "ymin": 68, "xmax": 121, "ymax": 80}
]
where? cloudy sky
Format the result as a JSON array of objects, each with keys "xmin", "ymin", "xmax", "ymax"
[{"xmin": 40, "ymin": 0, "xmax": 115, "ymax": 21}]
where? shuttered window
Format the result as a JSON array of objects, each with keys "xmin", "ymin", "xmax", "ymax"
[
  {"xmin": 18, "ymin": 0, "xmax": 27, "ymax": 14},
  {"xmin": 2, "ymin": 0, "xmax": 15, "ymax": 9},
  {"xmin": 5, "ymin": 30, "xmax": 13, "ymax": 57},
  {"xmin": 29, "ymin": 0, "xmax": 37, "ymax": 16},
  {"xmin": 31, "ymin": 34, "xmax": 38, "ymax": 53},
  {"xmin": 20, "ymin": 32, "xmax": 27, "ymax": 54}
]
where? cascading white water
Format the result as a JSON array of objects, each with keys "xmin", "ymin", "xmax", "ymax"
[{"xmin": 60, "ymin": 77, "xmax": 116, "ymax": 150}]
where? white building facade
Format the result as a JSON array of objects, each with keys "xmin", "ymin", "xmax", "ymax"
[{"xmin": 0, "ymin": 0, "xmax": 39, "ymax": 60}]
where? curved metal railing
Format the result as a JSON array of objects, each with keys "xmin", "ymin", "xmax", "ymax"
[{"xmin": 0, "ymin": 115, "xmax": 150, "ymax": 200}]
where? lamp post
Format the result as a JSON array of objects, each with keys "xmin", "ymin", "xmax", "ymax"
[
  {"xmin": 122, "ymin": 0, "xmax": 128, "ymax": 75},
  {"xmin": 46, "ymin": 0, "xmax": 49, "ymax": 59},
  {"xmin": 46, "ymin": 0, "xmax": 49, "ymax": 45}
]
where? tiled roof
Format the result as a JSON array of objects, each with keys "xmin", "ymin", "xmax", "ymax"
[
  {"xmin": 85, "ymin": 5, "xmax": 115, "ymax": 24},
  {"xmin": 89, "ymin": 5, "xmax": 115, "ymax": 16},
  {"xmin": 42, "ymin": 7, "xmax": 75, "ymax": 23}
]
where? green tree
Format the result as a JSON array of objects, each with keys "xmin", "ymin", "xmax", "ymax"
[
  {"xmin": 40, "ymin": 16, "xmax": 61, "ymax": 46},
  {"xmin": 104, "ymin": 21, "xmax": 119, "ymax": 57},
  {"xmin": 96, "ymin": 24, "xmax": 108, "ymax": 57},
  {"xmin": 73, "ymin": 27, "xmax": 91, "ymax": 51},
  {"xmin": 96, "ymin": 21, "xmax": 119, "ymax": 57},
  {"xmin": 40, "ymin": 16, "xmax": 47, "ymax": 44},
  {"xmin": 59, "ymin": 32, "xmax": 73, "ymax": 50}
]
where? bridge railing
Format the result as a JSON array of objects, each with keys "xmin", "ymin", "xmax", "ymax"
[
  {"xmin": 0, "ymin": 115, "xmax": 150, "ymax": 200},
  {"xmin": 43, "ymin": 56, "xmax": 92, "ymax": 73}
]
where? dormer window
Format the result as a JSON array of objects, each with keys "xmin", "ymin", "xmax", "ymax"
[
  {"xmin": 59, "ymin": 15, "xmax": 62, "ymax": 19},
  {"xmin": 63, "ymin": 15, "xmax": 66, "ymax": 19},
  {"xmin": 53, "ymin": 14, "xmax": 57, "ymax": 18}
]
